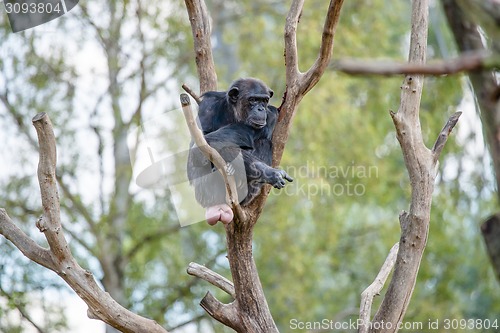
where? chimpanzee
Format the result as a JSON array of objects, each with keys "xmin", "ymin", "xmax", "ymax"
[{"xmin": 187, "ymin": 78, "xmax": 293, "ymax": 225}]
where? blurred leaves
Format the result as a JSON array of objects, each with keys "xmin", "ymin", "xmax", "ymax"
[{"xmin": 0, "ymin": 0, "xmax": 498, "ymax": 332}]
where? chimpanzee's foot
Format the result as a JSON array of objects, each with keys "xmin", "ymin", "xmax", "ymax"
[{"xmin": 205, "ymin": 204, "xmax": 234, "ymax": 225}]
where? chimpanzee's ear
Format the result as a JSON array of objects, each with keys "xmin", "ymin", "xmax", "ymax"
[
  {"xmin": 228, "ymin": 87, "xmax": 239, "ymax": 103},
  {"xmin": 269, "ymin": 90, "xmax": 274, "ymax": 98}
]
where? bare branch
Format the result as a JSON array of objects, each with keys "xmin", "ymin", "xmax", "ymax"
[
  {"xmin": 184, "ymin": 0, "xmax": 217, "ymax": 93},
  {"xmin": 180, "ymin": 93, "xmax": 247, "ymax": 223},
  {"xmin": 300, "ymin": 0, "xmax": 345, "ymax": 95},
  {"xmin": 370, "ymin": 1, "xmax": 458, "ymax": 331},
  {"xmin": 276, "ymin": 0, "xmax": 345, "ymax": 167},
  {"xmin": 359, "ymin": 243, "xmax": 399, "ymax": 333},
  {"xmin": 284, "ymin": 0, "xmax": 345, "ymax": 95},
  {"xmin": 187, "ymin": 262, "xmax": 235, "ymax": 298},
  {"xmin": 1, "ymin": 113, "xmax": 169, "ymax": 333},
  {"xmin": 182, "ymin": 83, "xmax": 202, "ymax": 104},
  {"xmin": 0, "ymin": 209, "xmax": 55, "ymax": 270},
  {"xmin": 199, "ymin": 292, "xmax": 242, "ymax": 331},
  {"xmin": 284, "ymin": 0, "xmax": 303, "ymax": 84},
  {"xmin": 332, "ymin": 51, "xmax": 493, "ymax": 76},
  {"xmin": 432, "ymin": 112, "xmax": 462, "ymax": 163},
  {"xmin": 32, "ymin": 113, "xmax": 72, "ymax": 262},
  {"xmin": 57, "ymin": 176, "xmax": 97, "ymax": 231}
]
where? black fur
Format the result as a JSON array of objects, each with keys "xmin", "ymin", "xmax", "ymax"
[{"xmin": 187, "ymin": 78, "xmax": 292, "ymax": 208}]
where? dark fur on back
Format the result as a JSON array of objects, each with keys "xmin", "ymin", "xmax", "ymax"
[{"xmin": 187, "ymin": 78, "xmax": 291, "ymax": 208}]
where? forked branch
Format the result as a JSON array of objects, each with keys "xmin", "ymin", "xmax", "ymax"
[
  {"xmin": 274, "ymin": 0, "xmax": 345, "ymax": 166},
  {"xmin": 183, "ymin": 0, "xmax": 346, "ymax": 331},
  {"xmin": 0, "ymin": 113, "xmax": 168, "ymax": 333},
  {"xmin": 369, "ymin": 1, "xmax": 461, "ymax": 332}
]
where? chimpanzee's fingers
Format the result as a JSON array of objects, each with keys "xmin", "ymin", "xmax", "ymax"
[{"xmin": 281, "ymin": 171, "xmax": 293, "ymax": 182}]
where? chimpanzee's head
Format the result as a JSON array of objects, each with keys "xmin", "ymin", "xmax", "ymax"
[{"xmin": 226, "ymin": 78, "xmax": 274, "ymax": 129}]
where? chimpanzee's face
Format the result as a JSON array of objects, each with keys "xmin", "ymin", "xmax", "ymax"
[{"xmin": 227, "ymin": 78, "xmax": 274, "ymax": 129}]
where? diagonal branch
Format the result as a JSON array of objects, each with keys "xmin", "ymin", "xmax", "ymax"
[
  {"xmin": 182, "ymin": 83, "xmax": 202, "ymax": 104},
  {"xmin": 275, "ymin": 0, "xmax": 345, "ymax": 167},
  {"xmin": 199, "ymin": 292, "xmax": 242, "ymax": 331},
  {"xmin": 359, "ymin": 243, "xmax": 399, "ymax": 333},
  {"xmin": 180, "ymin": 93, "xmax": 247, "ymax": 223},
  {"xmin": 0, "ymin": 209, "xmax": 55, "ymax": 270},
  {"xmin": 187, "ymin": 262, "xmax": 235, "ymax": 298},
  {"xmin": 432, "ymin": 111, "xmax": 462, "ymax": 163},
  {"xmin": 283, "ymin": 0, "xmax": 345, "ymax": 96},
  {"xmin": 1, "ymin": 113, "xmax": 169, "ymax": 333},
  {"xmin": 300, "ymin": 0, "xmax": 345, "ymax": 95}
]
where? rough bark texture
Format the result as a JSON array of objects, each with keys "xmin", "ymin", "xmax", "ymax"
[
  {"xmin": 184, "ymin": 0, "xmax": 345, "ymax": 331},
  {"xmin": 0, "ymin": 113, "xmax": 168, "ymax": 333},
  {"xmin": 184, "ymin": 0, "xmax": 218, "ymax": 93},
  {"xmin": 369, "ymin": 1, "xmax": 461, "ymax": 332},
  {"xmin": 371, "ymin": 1, "xmax": 433, "ymax": 327}
]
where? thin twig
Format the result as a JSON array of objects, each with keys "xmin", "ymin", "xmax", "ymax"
[
  {"xmin": 432, "ymin": 112, "xmax": 462, "ymax": 163},
  {"xmin": 359, "ymin": 243, "xmax": 399, "ymax": 333},
  {"xmin": 182, "ymin": 84, "xmax": 202, "ymax": 104}
]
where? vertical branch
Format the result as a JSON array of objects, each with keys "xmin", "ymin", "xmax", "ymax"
[
  {"xmin": 183, "ymin": 1, "xmax": 277, "ymax": 331},
  {"xmin": 370, "ymin": 1, "xmax": 431, "ymax": 330},
  {"xmin": 184, "ymin": 0, "xmax": 218, "ymax": 93},
  {"xmin": 183, "ymin": 1, "xmax": 345, "ymax": 331},
  {"xmin": 32, "ymin": 113, "xmax": 72, "ymax": 262},
  {"xmin": 369, "ymin": 1, "xmax": 460, "ymax": 332},
  {"xmin": 283, "ymin": 0, "xmax": 303, "ymax": 87}
]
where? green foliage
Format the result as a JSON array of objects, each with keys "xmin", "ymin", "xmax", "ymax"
[{"xmin": 0, "ymin": 0, "xmax": 498, "ymax": 332}]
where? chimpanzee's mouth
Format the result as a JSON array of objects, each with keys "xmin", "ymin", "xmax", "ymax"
[{"xmin": 252, "ymin": 122, "xmax": 266, "ymax": 129}]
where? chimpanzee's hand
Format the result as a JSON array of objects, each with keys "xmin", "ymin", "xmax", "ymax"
[{"xmin": 270, "ymin": 169, "xmax": 293, "ymax": 189}]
